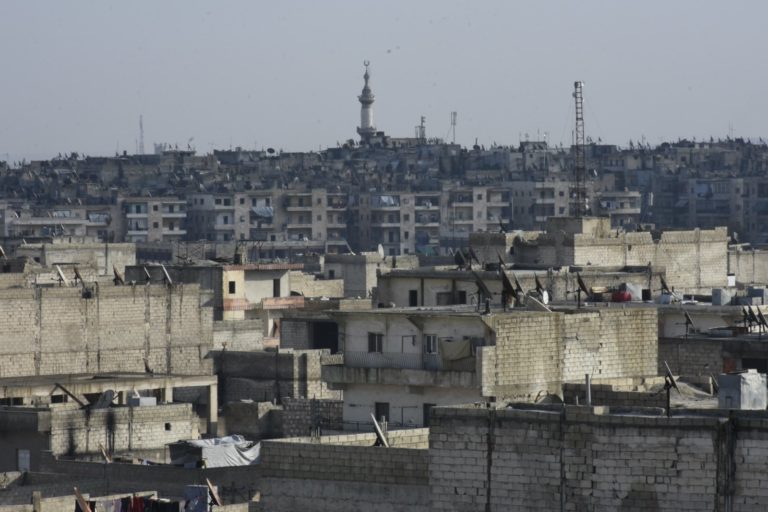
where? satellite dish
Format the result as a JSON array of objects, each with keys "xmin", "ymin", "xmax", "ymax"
[
  {"xmin": 660, "ymin": 275, "xmax": 672, "ymax": 295},
  {"xmin": 454, "ymin": 249, "xmax": 467, "ymax": 270},
  {"xmin": 377, "ymin": 244, "xmax": 385, "ymax": 260},
  {"xmin": 73, "ymin": 266, "xmax": 84, "ymax": 285},
  {"xmin": 472, "ymin": 270, "xmax": 493, "ymax": 304},
  {"xmin": 113, "ymin": 265, "xmax": 125, "ymax": 286},
  {"xmin": 534, "ymin": 273, "xmax": 545, "ymax": 294},
  {"xmin": 496, "ymin": 250, "xmax": 506, "ymax": 270},
  {"xmin": 206, "ymin": 478, "xmax": 223, "ymax": 507},
  {"xmin": 0, "ymin": 245, "xmax": 6, "ymax": 260},
  {"xmin": 143, "ymin": 266, "xmax": 152, "ymax": 283},
  {"xmin": 160, "ymin": 264, "xmax": 173, "ymax": 285},
  {"xmin": 267, "ymin": 147, "xmax": 275, "ymax": 155},
  {"xmin": 662, "ymin": 360, "xmax": 679, "ymax": 417},
  {"xmin": 55, "ymin": 265, "xmax": 69, "ymax": 287},
  {"xmin": 576, "ymin": 273, "xmax": 590, "ymax": 295}
]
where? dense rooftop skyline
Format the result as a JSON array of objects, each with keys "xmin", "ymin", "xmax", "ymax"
[{"xmin": 1, "ymin": 0, "xmax": 766, "ymax": 163}]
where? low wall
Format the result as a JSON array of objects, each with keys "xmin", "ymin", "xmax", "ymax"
[{"xmin": 430, "ymin": 404, "xmax": 768, "ymax": 511}]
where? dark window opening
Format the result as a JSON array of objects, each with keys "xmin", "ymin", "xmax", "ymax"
[
  {"xmin": 228, "ymin": 281, "xmax": 236, "ymax": 294},
  {"xmin": 375, "ymin": 402, "xmax": 390, "ymax": 423},
  {"xmin": 273, "ymin": 278, "xmax": 281, "ymax": 297},
  {"xmin": 409, "ymin": 290, "xmax": 418, "ymax": 307}
]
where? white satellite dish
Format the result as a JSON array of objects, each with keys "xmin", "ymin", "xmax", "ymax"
[
  {"xmin": 55, "ymin": 265, "xmax": 69, "ymax": 287},
  {"xmin": 377, "ymin": 244, "xmax": 385, "ymax": 260}
]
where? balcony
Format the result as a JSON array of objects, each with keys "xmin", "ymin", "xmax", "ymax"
[
  {"xmin": 126, "ymin": 212, "xmax": 148, "ymax": 219},
  {"xmin": 322, "ymin": 351, "xmax": 478, "ymax": 388},
  {"xmin": 162, "ymin": 229, "xmax": 187, "ymax": 236},
  {"xmin": 161, "ymin": 212, "xmax": 186, "ymax": 219},
  {"xmin": 126, "ymin": 229, "xmax": 148, "ymax": 236}
]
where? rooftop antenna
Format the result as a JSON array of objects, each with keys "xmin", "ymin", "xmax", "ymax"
[
  {"xmin": 662, "ymin": 361, "xmax": 680, "ymax": 418},
  {"xmin": 450, "ymin": 111, "xmax": 457, "ymax": 144},
  {"xmin": 73, "ymin": 266, "xmax": 84, "ymax": 287},
  {"xmin": 573, "ymin": 81, "xmax": 586, "ymax": 218},
  {"xmin": 138, "ymin": 115, "xmax": 145, "ymax": 155},
  {"xmin": 683, "ymin": 311, "xmax": 696, "ymax": 339},
  {"xmin": 471, "ymin": 270, "xmax": 493, "ymax": 310}
]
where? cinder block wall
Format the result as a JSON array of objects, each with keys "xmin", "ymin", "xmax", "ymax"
[
  {"xmin": 49, "ymin": 403, "xmax": 197, "ymax": 457},
  {"xmin": 430, "ymin": 405, "xmax": 768, "ymax": 511},
  {"xmin": 0, "ymin": 284, "xmax": 213, "ymax": 378},
  {"xmin": 485, "ymin": 308, "xmax": 658, "ymax": 400}
]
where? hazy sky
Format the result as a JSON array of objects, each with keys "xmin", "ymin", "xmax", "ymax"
[{"xmin": 1, "ymin": 1, "xmax": 766, "ymax": 162}]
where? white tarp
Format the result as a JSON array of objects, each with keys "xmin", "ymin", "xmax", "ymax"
[{"xmin": 170, "ymin": 435, "xmax": 261, "ymax": 468}]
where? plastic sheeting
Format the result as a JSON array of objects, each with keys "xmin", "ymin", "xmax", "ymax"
[
  {"xmin": 251, "ymin": 206, "xmax": 274, "ymax": 218},
  {"xmin": 170, "ymin": 435, "xmax": 261, "ymax": 468},
  {"xmin": 439, "ymin": 338, "xmax": 472, "ymax": 361}
]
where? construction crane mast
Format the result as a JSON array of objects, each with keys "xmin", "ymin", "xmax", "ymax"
[{"xmin": 573, "ymin": 81, "xmax": 586, "ymax": 218}]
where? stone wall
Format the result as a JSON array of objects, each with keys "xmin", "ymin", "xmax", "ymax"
[
  {"xmin": 562, "ymin": 378, "xmax": 667, "ymax": 408},
  {"xmin": 281, "ymin": 398, "xmax": 343, "ymax": 437},
  {"xmin": 659, "ymin": 337, "xmax": 724, "ymax": 376},
  {"xmin": 288, "ymin": 271, "xmax": 344, "ymax": 298},
  {"xmin": 0, "ymin": 284, "xmax": 213, "ymax": 378},
  {"xmin": 254, "ymin": 429, "xmax": 430, "ymax": 511},
  {"xmin": 214, "ymin": 319, "xmax": 264, "ymax": 351},
  {"xmin": 429, "ymin": 404, "xmax": 768, "ymax": 511},
  {"xmin": 215, "ymin": 350, "xmax": 341, "ymax": 404},
  {"xmin": 49, "ymin": 404, "xmax": 197, "ymax": 457},
  {"xmin": 728, "ymin": 248, "xmax": 768, "ymax": 286},
  {"xmin": 484, "ymin": 307, "xmax": 658, "ymax": 400},
  {"xmin": 222, "ymin": 401, "xmax": 281, "ymax": 440}
]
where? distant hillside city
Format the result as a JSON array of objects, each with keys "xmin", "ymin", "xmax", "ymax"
[{"xmin": 0, "ymin": 135, "xmax": 766, "ymax": 256}]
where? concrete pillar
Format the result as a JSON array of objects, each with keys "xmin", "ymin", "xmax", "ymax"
[
  {"xmin": 161, "ymin": 385, "xmax": 174, "ymax": 404},
  {"xmin": 208, "ymin": 383, "xmax": 218, "ymax": 437}
]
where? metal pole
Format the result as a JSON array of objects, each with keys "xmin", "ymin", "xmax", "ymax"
[{"xmin": 585, "ymin": 373, "xmax": 592, "ymax": 406}]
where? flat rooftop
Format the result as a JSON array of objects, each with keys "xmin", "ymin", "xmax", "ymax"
[{"xmin": 0, "ymin": 373, "xmax": 217, "ymax": 400}]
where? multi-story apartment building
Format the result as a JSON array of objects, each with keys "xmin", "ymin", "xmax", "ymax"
[
  {"xmin": 123, "ymin": 197, "xmax": 187, "ymax": 243},
  {"xmin": 187, "ymin": 189, "xmax": 350, "ymax": 252},
  {"xmin": 596, "ymin": 190, "xmax": 642, "ymax": 228}
]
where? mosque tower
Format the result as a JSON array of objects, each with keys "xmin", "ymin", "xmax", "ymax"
[{"xmin": 357, "ymin": 61, "xmax": 376, "ymax": 143}]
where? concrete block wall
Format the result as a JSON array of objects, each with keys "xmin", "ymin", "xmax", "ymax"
[
  {"xmin": 0, "ymin": 284, "xmax": 214, "ymax": 378},
  {"xmin": 213, "ymin": 319, "xmax": 264, "ymax": 351},
  {"xmin": 48, "ymin": 403, "xmax": 197, "ymax": 457},
  {"xmin": 281, "ymin": 398, "xmax": 342, "ymax": 437},
  {"xmin": 659, "ymin": 338, "xmax": 723, "ymax": 376},
  {"xmin": 430, "ymin": 405, "xmax": 768, "ymax": 511},
  {"xmin": 729, "ymin": 249, "xmax": 768, "ymax": 286},
  {"xmin": 259, "ymin": 437, "xmax": 428, "ymax": 485},
  {"xmin": 562, "ymin": 381, "xmax": 666, "ymax": 408},
  {"xmin": 573, "ymin": 228, "xmax": 728, "ymax": 293},
  {"xmin": 485, "ymin": 308, "xmax": 658, "ymax": 400}
]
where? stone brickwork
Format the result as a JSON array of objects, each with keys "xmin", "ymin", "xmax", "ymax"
[
  {"xmin": 48, "ymin": 403, "xmax": 197, "ymax": 457},
  {"xmin": 484, "ymin": 307, "xmax": 658, "ymax": 400},
  {"xmin": 288, "ymin": 271, "xmax": 344, "ymax": 298},
  {"xmin": 562, "ymin": 378, "xmax": 667, "ymax": 408},
  {"xmin": 659, "ymin": 337, "xmax": 724, "ymax": 376},
  {"xmin": 216, "ymin": 349, "xmax": 341, "ymax": 404},
  {"xmin": 430, "ymin": 404, "xmax": 768, "ymax": 511},
  {"xmin": 729, "ymin": 248, "xmax": 768, "ymax": 286},
  {"xmin": 281, "ymin": 398, "xmax": 343, "ymax": 437},
  {"xmin": 0, "ymin": 284, "xmax": 213, "ymax": 378},
  {"xmin": 213, "ymin": 319, "xmax": 264, "ymax": 351}
]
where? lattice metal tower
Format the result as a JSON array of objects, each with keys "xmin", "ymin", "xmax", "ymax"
[{"xmin": 573, "ymin": 81, "xmax": 586, "ymax": 218}]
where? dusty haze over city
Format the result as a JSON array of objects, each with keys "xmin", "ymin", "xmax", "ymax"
[{"xmin": 0, "ymin": 0, "xmax": 765, "ymax": 162}]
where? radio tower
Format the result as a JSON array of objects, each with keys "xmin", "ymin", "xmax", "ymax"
[
  {"xmin": 572, "ymin": 81, "xmax": 586, "ymax": 218},
  {"xmin": 139, "ymin": 115, "xmax": 145, "ymax": 155}
]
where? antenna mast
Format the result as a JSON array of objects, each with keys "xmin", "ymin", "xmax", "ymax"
[
  {"xmin": 450, "ymin": 111, "xmax": 457, "ymax": 143},
  {"xmin": 573, "ymin": 81, "xmax": 586, "ymax": 217},
  {"xmin": 139, "ymin": 115, "xmax": 145, "ymax": 155}
]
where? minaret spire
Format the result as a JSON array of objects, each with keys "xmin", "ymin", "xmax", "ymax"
[{"xmin": 357, "ymin": 60, "xmax": 376, "ymax": 143}]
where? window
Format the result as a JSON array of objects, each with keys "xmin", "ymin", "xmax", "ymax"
[
  {"xmin": 224, "ymin": 198, "xmax": 232, "ymax": 206},
  {"xmin": 404, "ymin": 214, "xmax": 410, "ymax": 221},
  {"xmin": 457, "ymin": 290, "xmax": 467, "ymax": 304},
  {"xmin": 409, "ymin": 290, "xmax": 418, "ymax": 307},
  {"xmin": 317, "ymin": 197, "xmax": 322, "ymax": 205},
  {"xmin": 328, "ymin": 269, "xmax": 335, "ymax": 279},
  {"xmin": 374, "ymin": 402, "xmax": 390, "ymax": 422},
  {"xmin": 153, "ymin": 222, "xmax": 159, "ymax": 229},
  {"xmin": 424, "ymin": 334, "xmax": 438, "ymax": 354},
  {"xmin": 215, "ymin": 198, "xmax": 222, "ymax": 205},
  {"xmin": 404, "ymin": 231, "xmax": 410, "ymax": 240},
  {"xmin": 368, "ymin": 332, "xmax": 383, "ymax": 353},
  {"xmin": 223, "ymin": 215, "xmax": 229, "ymax": 225},
  {"xmin": 477, "ymin": 193, "xmax": 483, "ymax": 200},
  {"xmin": 317, "ymin": 215, "xmax": 322, "ymax": 221},
  {"xmin": 228, "ymin": 281, "xmax": 236, "ymax": 294},
  {"xmin": 273, "ymin": 278, "xmax": 281, "ymax": 297},
  {"xmin": 153, "ymin": 204, "xmax": 159, "ymax": 211},
  {"xmin": 240, "ymin": 197, "xmax": 245, "ymax": 205}
]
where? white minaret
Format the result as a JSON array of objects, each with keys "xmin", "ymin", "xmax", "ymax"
[{"xmin": 357, "ymin": 61, "xmax": 376, "ymax": 142}]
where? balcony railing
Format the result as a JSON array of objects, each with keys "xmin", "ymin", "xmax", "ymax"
[{"xmin": 337, "ymin": 351, "xmax": 475, "ymax": 372}]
